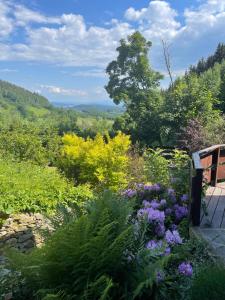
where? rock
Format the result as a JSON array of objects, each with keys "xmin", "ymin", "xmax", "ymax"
[
  {"xmin": 5, "ymin": 238, "xmax": 17, "ymax": 246},
  {"xmin": 0, "ymin": 212, "xmax": 52, "ymax": 252},
  {"xmin": 0, "ymin": 231, "xmax": 7, "ymax": 237},
  {"xmin": 18, "ymin": 232, "xmax": 33, "ymax": 243},
  {"xmin": 23, "ymin": 239, "xmax": 35, "ymax": 249}
]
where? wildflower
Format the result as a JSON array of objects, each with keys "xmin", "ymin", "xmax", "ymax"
[
  {"xmin": 143, "ymin": 200, "xmax": 151, "ymax": 207},
  {"xmin": 137, "ymin": 208, "xmax": 148, "ymax": 218},
  {"xmin": 155, "ymin": 223, "xmax": 165, "ymax": 237},
  {"xmin": 146, "ymin": 240, "xmax": 162, "ymax": 250},
  {"xmin": 160, "ymin": 199, "xmax": 167, "ymax": 207},
  {"xmin": 181, "ymin": 194, "xmax": 188, "ymax": 202},
  {"xmin": 171, "ymin": 224, "xmax": 177, "ymax": 231},
  {"xmin": 144, "ymin": 184, "xmax": 152, "ymax": 191},
  {"xmin": 136, "ymin": 183, "xmax": 144, "ymax": 189},
  {"xmin": 147, "ymin": 207, "xmax": 165, "ymax": 223},
  {"xmin": 175, "ymin": 205, "xmax": 188, "ymax": 221},
  {"xmin": 156, "ymin": 271, "xmax": 164, "ymax": 283},
  {"xmin": 150, "ymin": 200, "xmax": 160, "ymax": 209},
  {"xmin": 165, "ymin": 208, "xmax": 172, "ymax": 216},
  {"xmin": 167, "ymin": 188, "xmax": 176, "ymax": 203},
  {"xmin": 123, "ymin": 189, "xmax": 136, "ymax": 198},
  {"xmin": 165, "ymin": 230, "xmax": 182, "ymax": 245},
  {"xmin": 178, "ymin": 262, "xmax": 193, "ymax": 277},
  {"xmin": 167, "ymin": 188, "xmax": 175, "ymax": 195},
  {"xmin": 164, "ymin": 247, "xmax": 171, "ymax": 256},
  {"xmin": 152, "ymin": 183, "xmax": 161, "ymax": 191}
]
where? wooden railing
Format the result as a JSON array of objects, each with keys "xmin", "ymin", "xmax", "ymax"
[{"xmin": 191, "ymin": 144, "xmax": 225, "ymax": 226}]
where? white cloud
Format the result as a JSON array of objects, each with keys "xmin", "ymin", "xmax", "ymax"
[
  {"xmin": 0, "ymin": 1, "xmax": 14, "ymax": 38},
  {"xmin": 125, "ymin": 1, "xmax": 181, "ymax": 41},
  {"xmin": 0, "ymin": 0, "xmax": 225, "ymax": 80},
  {"xmin": 13, "ymin": 4, "xmax": 60, "ymax": 26},
  {"xmin": 40, "ymin": 85, "xmax": 88, "ymax": 97},
  {"xmin": 0, "ymin": 68, "xmax": 17, "ymax": 72}
]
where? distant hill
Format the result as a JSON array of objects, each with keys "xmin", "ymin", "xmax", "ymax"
[
  {"xmin": 72, "ymin": 104, "xmax": 125, "ymax": 118},
  {"xmin": 0, "ymin": 79, "xmax": 53, "ymax": 118}
]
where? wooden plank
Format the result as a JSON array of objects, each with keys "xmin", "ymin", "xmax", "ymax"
[
  {"xmin": 220, "ymin": 208, "xmax": 225, "ymax": 228},
  {"xmin": 201, "ymin": 187, "xmax": 222, "ymax": 227},
  {"xmin": 211, "ymin": 195, "xmax": 225, "ymax": 228},
  {"xmin": 200, "ymin": 186, "xmax": 215, "ymax": 221}
]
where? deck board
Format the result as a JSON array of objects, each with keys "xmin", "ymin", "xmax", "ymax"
[{"xmin": 201, "ymin": 183, "xmax": 225, "ymax": 228}]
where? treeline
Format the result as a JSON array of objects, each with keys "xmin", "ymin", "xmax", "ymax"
[
  {"xmin": 105, "ymin": 32, "xmax": 225, "ymax": 152},
  {"xmin": 189, "ymin": 43, "xmax": 225, "ymax": 75}
]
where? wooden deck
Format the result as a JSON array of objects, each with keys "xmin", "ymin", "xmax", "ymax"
[
  {"xmin": 200, "ymin": 183, "xmax": 225, "ymax": 228},
  {"xmin": 192, "ymin": 182, "xmax": 225, "ymax": 263}
]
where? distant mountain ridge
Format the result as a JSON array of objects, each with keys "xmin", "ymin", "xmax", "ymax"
[
  {"xmin": 0, "ymin": 79, "xmax": 53, "ymax": 118},
  {"xmin": 0, "ymin": 79, "xmax": 124, "ymax": 120}
]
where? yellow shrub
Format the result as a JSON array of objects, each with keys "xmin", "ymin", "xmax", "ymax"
[{"xmin": 60, "ymin": 132, "xmax": 131, "ymax": 191}]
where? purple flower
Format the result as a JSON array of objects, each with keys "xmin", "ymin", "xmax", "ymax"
[
  {"xmin": 156, "ymin": 271, "xmax": 164, "ymax": 283},
  {"xmin": 146, "ymin": 240, "xmax": 162, "ymax": 250},
  {"xmin": 147, "ymin": 208, "xmax": 165, "ymax": 223},
  {"xmin": 178, "ymin": 262, "xmax": 193, "ymax": 277},
  {"xmin": 150, "ymin": 200, "xmax": 160, "ymax": 209},
  {"xmin": 167, "ymin": 188, "xmax": 175, "ymax": 195},
  {"xmin": 175, "ymin": 205, "xmax": 188, "ymax": 221},
  {"xmin": 155, "ymin": 223, "xmax": 165, "ymax": 237},
  {"xmin": 165, "ymin": 208, "xmax": 172, "ymax": 216},
  {"xmin": 137, "ymin": 208, "xmax": 148, "ymax": 218},
  {"xmin": 143, "ymin": 200, "xmax": 151, "ymax": 208},
  {"xmin": 136, "ymin": 183, "xmax": 144, "ymax": 189},
  {"xmin": 165, "ymin": 230, "xmax": 182, "ymax": 245},
  {"xmin": 152, "ymin": 184, "xmax": 161, "ymax": 192},
  {"xmin": 123, "ymin": 189, "xmax": 136, "ymax": 198},
  {"xmin": 164, "ymin": 247, "xmax": 171, "ymax": 256},
  {"xmin": 144, "ymin": 184, "xmax": 152, "ymax": 191},
  {"xmin": 181, "ymin": 194, "xmax": 189, "ymax": 202},
  {"xmin": 171, "ymin": 224, "xmax": 177, "ymax": 231},
  {"xmin": 167, "ymin": 188, "xmax": 176, "ymax": 203},
  {"xmin": 160, "ymin": 199, "xmax": 167, "ymax": 207}
]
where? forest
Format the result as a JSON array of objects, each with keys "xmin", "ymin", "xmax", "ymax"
[{"xmin": 1, "ymin": 32, "xmax": 225, "ymax": 300}]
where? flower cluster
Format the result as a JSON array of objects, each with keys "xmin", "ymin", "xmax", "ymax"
[
  {"xmin": 178, "ymin": 262, "xmax": 193, "ymax": 277},
  {"xmin": 123, "ymin": 183, "xmax": 191, "ymax": 285},
  {"xmin": 165, "ymin": 230, "xmax": 182, "ymax": 245}
]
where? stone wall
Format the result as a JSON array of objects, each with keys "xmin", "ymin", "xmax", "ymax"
[{"xmin": 0, "ymin": 213, "xmax": 52, "ymax": 252}]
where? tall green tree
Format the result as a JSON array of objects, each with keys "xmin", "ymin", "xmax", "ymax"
[{"xmin": 105, "ymin": 31, "xmax": 163, "ymax": 146}]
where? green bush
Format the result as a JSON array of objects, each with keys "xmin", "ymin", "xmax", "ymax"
[
  {"xmin": 144, "ymin": 149, "xmax": 190, "ymax": 194},
  {"xmin": 0, "ymin": 159, "xmax": 93, "ymax": 214},
  {"xmin": 7, "ymin": 192, "xmax": 168, "ymax": 299},
  {"xmin": 190, "ymin": 266, "xmax": 225, "ymax": 300}
]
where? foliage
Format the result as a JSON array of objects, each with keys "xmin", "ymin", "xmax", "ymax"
[
  {"xmin": 127, "ymin": 146, "xmax": 147, "ymax": 186},
  {"xmin": 0, "ymin": 159, "xmax": 93, "ymax": 214},
  {"xmin": 189, "ymin": 43, "xmax": 225, "ymax": 75},
  {"xmin": 59, "ymin": 132, "xmax": 131, "ymax": 191},
  {"xmin": 177, "ymin": 118, "xmax": 206, "ymax": 153},
  {"xmin": 5, "ymin": 180, "xmax": 209, "ymax": 300},
  {"xmin": 6, "ymin": 193, "xmax": 134, "ymax": 299},
  {"xmin": 105, "ymin": 31, "xmax": 163, "ymax": 146},
  {"xmin": 161, "ymin": 73, "xmax": 220, "ymax": 146},
  {"xmin": 144, "ymin": 149, "xmax": 190, "ymax": 194},
  {"xmin": 0, "ymin": 123, "xmax": 61, "ymax": 166},
  {"xmin": 190, "ymin": 266, "xmax": 225, "ymax": 300}
]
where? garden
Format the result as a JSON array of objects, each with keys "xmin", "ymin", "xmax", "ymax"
[
  {"xmin": 0, "ymin": 132, "xmax": 224, "ymax": 300},
  {"xmin": 1, "ymin": 31, "xmax": 225, "ymax": 300}
]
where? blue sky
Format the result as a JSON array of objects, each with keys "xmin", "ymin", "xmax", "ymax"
[{"xmin": 0, "ymin": 0, "xmax": 225, "ymax": 105}]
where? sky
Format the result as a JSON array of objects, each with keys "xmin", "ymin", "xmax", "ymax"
[{"xmin": 0, "ymin": 0, "xmax": 225, "ymax": 105}]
